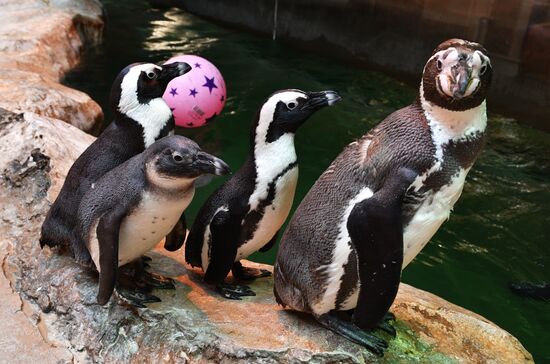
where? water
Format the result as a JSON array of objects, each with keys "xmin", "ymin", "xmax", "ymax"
[{"xmin": 63, "ymin": 1, "xmax": 550, "ymax": 361}]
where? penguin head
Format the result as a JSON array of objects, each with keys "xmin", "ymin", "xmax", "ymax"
[
  {"xmin": 252, "ymin": 89, "xmax": 341, "ymax": 145},
  {"xmin": 145, "ymin": 136, "xmax": 230, "ymax": 189},
  {"xmin": 421, "ymin": 39, "xmax": 492, "ymax": 111},
  {"xmin": 109, "ymin": 62, "xmax": 191, "ymax": 147},
  {"xmin": 110, "ymin": 62, "xmax": 191, "ymax": 112}
]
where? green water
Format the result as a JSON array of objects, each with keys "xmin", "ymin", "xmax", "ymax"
[{"xmin": 64, "ymin": 1, "xmax": 550, "ymax": 361}]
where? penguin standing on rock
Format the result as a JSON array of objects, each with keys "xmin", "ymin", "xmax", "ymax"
[
  {"xmin": 75, "ymin": 135, "xmax": 230, "ymax": 306},
  {"xmin": 274, "ymin": 39, "xmax": 492, "ymax": 356},
  {"xmin": 40, "ymin": 61, "xmax": 191, "ymax": 265},
  {"xmin": 185, "ymin": 89, "xmax": 341, "ymax": 299}
]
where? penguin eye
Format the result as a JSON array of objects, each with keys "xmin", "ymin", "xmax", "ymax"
[
  {"xmin": 436, "ymin": 60, "xmax": 443, "ymax": 71},
  {"xmin": 479, "ymin": 64, "xmax": 487, "ymax": 75},
  {"xmin": 146, "ymin": 71, "xmax": 156, "ymax": 79},
  {"xmin": 173, "ymin": 154, "xmax": 183, "ymax": 162},
  {"xmin": 287, "ymin": 102, "xmax": 297, "ymax": 110}
]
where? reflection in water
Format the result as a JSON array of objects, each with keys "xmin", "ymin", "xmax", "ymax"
[
  {"xmin": 145, "ymin": 10, "xmax": 217, "ymax": 53},
  {"xmin": 62, "ymin": 1, "xmax": 550, "ymax": 362}
]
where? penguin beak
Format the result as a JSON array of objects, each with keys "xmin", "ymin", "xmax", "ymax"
[
  {"xmin": 302, "ymin": 90, "xmax": 342, "ymax": 110},
  {"xmin": 451, "ymin": 61, "xmax": 472, "ymax": 99},
  {"xmin": 193, "ymin": 151, "xmax": 231, "ymax": 176},
  {"xmin": 158, "ymin": 62, "xmax": 192, "ymax": 83}
]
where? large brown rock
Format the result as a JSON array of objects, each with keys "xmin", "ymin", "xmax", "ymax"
[
  {"xmin": 0, "ymin": 108, "xmax": 534, "ymax": 363},
  {"xmin": 0, "ymin": 0, "xmax": 104, "ymax": 132}
]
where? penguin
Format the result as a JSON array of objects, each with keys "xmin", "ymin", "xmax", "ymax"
[
  {"xmin": 273, "ymin": 39, "xmax": 492, "ymax": 356},
  {"xmin": 75, "ymin": 135, "xmax": 230, "ymax": 306},
  {"xmin": 185, "ymin": 89, "xmax": 341, "ymax": 299},
  {"xmin": 40, "ymin": 61, "xmax": 192, "ymax": 265}
]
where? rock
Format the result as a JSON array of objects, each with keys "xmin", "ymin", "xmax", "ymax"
[
  {"xmin": 0, "ymin": 70, "xmax": 103, "ymax": 133},
  {"xmin": 0, "ymin": 108, "xmax": 534, "ymax": 363},
  {"xmin": 0, "ymin": 0, "xmax": 104, "ymax": 132},
  {"xmin": 0, "ymin": 239, "xmax": 73, "ymax": 364}
]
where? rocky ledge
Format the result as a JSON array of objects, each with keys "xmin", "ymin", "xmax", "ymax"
[
  {"xmin": 0, "ymin": 0, "xmax": 104, "ymax": 132},
  {"xmin": 0, "ymin": 108, "xmax": 534, "ymax": 363}
]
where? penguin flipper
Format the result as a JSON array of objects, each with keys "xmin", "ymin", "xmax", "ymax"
[
  {"xmin": 203, "ymin": 209, "xmax": 241, "ymax": 285},
  {"xmin": 164, "ymin": 213, "xmax": 187, "ymax": 252},
  {"xmin": 96, "ymin": 206, "xmax": 127, "ymax": 305},
  {"xmin": 347, "ymin": 168, "xmax": 416, "ymax": 330},
  {"xmin": 259, "ymin": 230, "xmax": 279, "ymax": 253}
]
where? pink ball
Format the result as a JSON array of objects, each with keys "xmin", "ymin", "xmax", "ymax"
[{"xmin": 162, "ymin": 55, "xmax": 226, "ymax": 128}]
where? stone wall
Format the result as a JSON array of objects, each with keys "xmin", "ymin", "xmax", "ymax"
[{"xmin": 0, "ymin": 0, "xmax": 104, "ymax": 133}]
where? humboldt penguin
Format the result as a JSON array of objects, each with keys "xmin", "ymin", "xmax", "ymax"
[
  {"xmin": 274, "ymin": 39, "xmax": 492, "ymax": 355},
  {"xmin": 75, "ymin": 135, "xmax": 230, "ymax": 306},
  {"xmin": 185, "ymin": 89, "xmax": 341, "ymax": 299},
  {"xmin": 40, "ymin": 61, "xmax": 192, "ymax": 265}
]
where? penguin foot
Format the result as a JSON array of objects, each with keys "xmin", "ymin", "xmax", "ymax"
[
  {"xmin": 217, "ymin": 283, "xmax": 256, "ymax": 300},
  {"xmin": 376, "ymin": 311, "xmax": 397, "ymax": 337},
  {"xmin": 137, "ymin": 271, "xmax": 175, "ymax": 290},
  {"xmin": 377, "ymin": 320, "xmax": 397, "ymax": 338},
  {"xmin": 232, "ymin": 262, "xmax": 272, "ymax": 281},
  {"xmin": 140, "ymin": 255, "xmax": 152, "ymax": 268},
  {"xmin": 316, "ymin": 313, "xmax": 388, "ymax": 357},
  {"xmin": 116, "ymin": 288, "xmax": 162, "ymax": 308},
  {"xmin": 73, "ymin": 244, "xmax": 94, "ymax": 268}
]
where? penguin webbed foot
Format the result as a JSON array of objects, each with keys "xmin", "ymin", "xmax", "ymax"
[
  {"xmin": 137, "ymin": 270, "xmax": 175, "ymax": 290},
  {"xmin": 232, "ymin": 261, "xmax": 271, "ymax": 281},
  {"xmin": 216, "ymin": 283, "xmax": 256, "ymax": 300},
  {"xmin": 115, "ymin": 287, "xmax": 162, "ymax": 308},
  {"xmin": 316, "ymin": 312, "xmax": 389, "ymax": 357},
  {"xmin": 72, "ymin": 242, "xmax": 94, "ymax": 268},
  {"xmin": 376, "ymin": 314, "xmax": 397, "ymax": 337},
  {"xmin": 340, "ymin": 310, "xmax": 397, "ymax": 337},
  {"xmin": 122, "ymin": 257, "xmax": 175, "ymax": 290}
]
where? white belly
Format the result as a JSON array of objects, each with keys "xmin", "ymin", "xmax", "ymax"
[
  {"xmin": 89, "ymin": 190, "xmax": 193, "ymax": 270},
  {"xmin": 236, "ymin": 167, "xmax": 298, "ymax": 260},
  {"xmin": 315, "ymin": 169, "xmax": 468, "ymax": 313},
  {"xmin": 402, "ymin": 168, "xmax": 468, "ymax": 267}
]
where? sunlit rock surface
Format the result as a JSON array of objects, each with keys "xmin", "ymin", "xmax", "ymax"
[
  {"xmin": 0, "ymin": 0, "xmax": 104, "ymax": 132},
  {"xmin": 0, "ymin": 108, "xmax": 533, "ymax": 363}
]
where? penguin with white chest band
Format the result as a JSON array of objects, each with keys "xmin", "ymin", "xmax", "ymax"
[
  {"xmin": 75, "ymin": 135, "xmax": 230, "ymax": 306},
  {"xmin": 274, "ymin": 39, "xmax": 492, "ymax": 356},
  {"xmin": 185, "ymin": 89, "xmax": 341, "ymax": 299},
  {"xmin": 40, "ymin": 61, "xmax": 192, "ymax": 265}
]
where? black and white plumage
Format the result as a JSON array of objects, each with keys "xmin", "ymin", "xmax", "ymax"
[
  {"xmin": 274, "ymin": 39, "xmax": 492, "ymax": 355},
  {"xmin": 185, "ymin": 89, "xmax": 341, "ymax": 299},
  {"xmin": 75, "ymin": 135, "xmax": 230, "ymax": 306},
  {"xmin": 40, "ymin": 61, "xmax": 191, "ymax": 264}
]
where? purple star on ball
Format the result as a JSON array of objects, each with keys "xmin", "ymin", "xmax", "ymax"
[
  {"xmin": 189, "ymin": 88, "xmax": 198, "ymax": 97},
  {"xmin": 202, "ymin": 76, "xmax": 218, "ymax": 94},
  {"xmin": 220, "ymin": 95, "xmax": 225, "ymax": 102},
  {"xmin": 169, "ymin": 87, "xmax": 178, "ymax": 97},
  {"xmin": 194, "ymin": 62, "xmax": 201, "ymax": 68}
]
